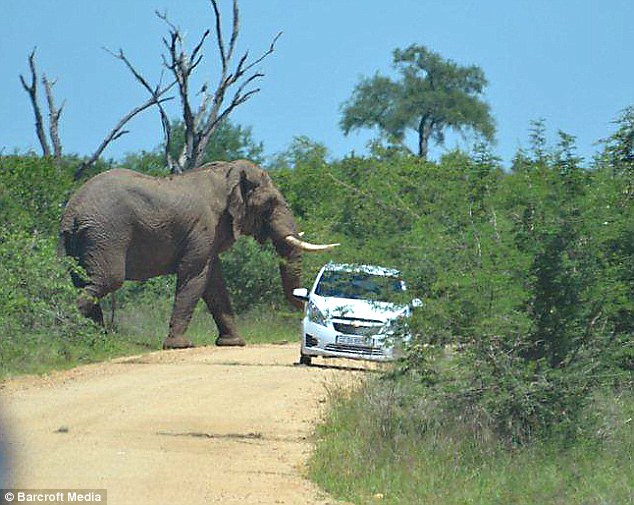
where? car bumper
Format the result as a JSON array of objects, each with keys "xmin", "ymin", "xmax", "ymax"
[{"xmin": 300, "ymin": 320, "xmax": 404, "ymax": 362}]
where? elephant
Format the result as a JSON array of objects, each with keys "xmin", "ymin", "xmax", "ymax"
[{"xmin": 60, "ymin": 159, "xmax": 338, "ymax": 349}]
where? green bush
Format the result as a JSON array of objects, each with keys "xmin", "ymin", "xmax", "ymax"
[
  {"xmin": 220, "ymin": 237, "xmax": 288, "ymax": 313},
  {"xmin": 0, "ymin": 155, "xmax": 76, "ymax": 234},
  {"xmin": 0, "ymin": 231, "xmax": 104, "ymax": 377}
]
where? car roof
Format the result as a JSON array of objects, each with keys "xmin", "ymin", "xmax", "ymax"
[{"xmin": 321, "ymin": 262, "xmax": 401, "ymax": 278}]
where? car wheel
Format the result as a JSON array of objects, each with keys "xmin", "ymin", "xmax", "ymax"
[{"xmin": 299, "ymin": 354, "xmax": 312, "ymax": 366}]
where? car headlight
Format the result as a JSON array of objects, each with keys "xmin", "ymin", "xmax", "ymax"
[{"xmin": 307, "ymin": 301, "xmax": 328, "ymax": 326}]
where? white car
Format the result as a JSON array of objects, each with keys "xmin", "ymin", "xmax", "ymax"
[{"xmin": 292, "ymin": 263, "xmax": 421, "ymax": 365}]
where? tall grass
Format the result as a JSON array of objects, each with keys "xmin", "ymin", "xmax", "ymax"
[
  {"xmin": 112, "ymin": 296, "xmax": 301, "ymax": 348},
  {"xmin": 309, "ymin": 376, "xmax": 634, "ymax": 505},
  {"xmin": 1, "ymin": 293, "xmax": 302, "ymax": 380}
]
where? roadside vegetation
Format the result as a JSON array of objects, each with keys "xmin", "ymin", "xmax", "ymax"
[{"xmin": 310, "ymin": 379, "xmax": 633, "ymax": 504}]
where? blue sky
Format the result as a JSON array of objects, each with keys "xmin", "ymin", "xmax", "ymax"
[{"xmin": 1, "ymin": 0, "xmax": 632, "ymax": 167}]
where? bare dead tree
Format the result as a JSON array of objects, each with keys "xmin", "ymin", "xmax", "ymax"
[
  {"xmin": 19, "ymin": 48, "xmax": 64, "ymax": 160},
  {"xmin": 21, "ymin": 0, "xmax": 277, "ymax": 178},
  {"xmin": 116, "ymin": 0, "xmax": 281, "ymax": 173}
]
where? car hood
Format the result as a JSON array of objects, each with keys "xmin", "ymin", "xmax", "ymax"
[{"xmin": 314, "ymin": 295, "xmax": 408, "ymax": 323}]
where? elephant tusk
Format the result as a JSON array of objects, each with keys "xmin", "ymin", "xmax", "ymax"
[{"xmin": 284, "ymin": 235, "xmax": 340, "ymax": 252}]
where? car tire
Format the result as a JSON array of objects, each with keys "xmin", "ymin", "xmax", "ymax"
[{"xmin": 299, "ymin": 354, "xmax": 312, "ymax": 366}]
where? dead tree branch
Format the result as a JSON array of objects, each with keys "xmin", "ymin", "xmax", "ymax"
[
  {"xmin": 19, "ymin": 48, "xmax": 53, "ymax": 158},
  {"xmin": 104, "ymin": 47, "xmax": 178, "ymax": 171},
  {"xmin": 73, "ymin": 46, "xmax": 176, "ymax": 180},
  {"xmin": 42, "ymin": 74, "xmax": 64, "ymax": 159},
  {"xmin": 155, "ymin": 11, "xmax": 211, "ymax": 172},
  {"xmin": 19, "ymin": 47, "xmax": 174, "ymax": 177},
  {"xmin": 75, "ymin": 92, "xmax": 173, "ymax": 180},
  {"xmin": 186, "ymin": 0, "xmax": 281, "ymax": 170}
]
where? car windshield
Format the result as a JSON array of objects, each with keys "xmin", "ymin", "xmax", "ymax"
[{"xmin": 315, "ymin": 270, "xmax": 405, "ymax": 303}]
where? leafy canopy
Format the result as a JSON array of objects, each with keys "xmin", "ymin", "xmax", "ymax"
[{"xmin": 340, "ymin": 44, "xmax": 495, "ymax": 160}]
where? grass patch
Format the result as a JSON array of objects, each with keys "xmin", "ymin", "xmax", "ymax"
[
  {"xmin": 1, "ymin": 296, "xmax": 302, "ymax": 380},
  {"xmin": 309, "ymin": 376, "xmax": 634, "ymax": 505},
  {"xmin": 0, "ymin": 330, "xmax": 142, "ymax": 379},
  {"xmin": 112, "ymin": 297, "xmax": 301, "ymax": 347}
]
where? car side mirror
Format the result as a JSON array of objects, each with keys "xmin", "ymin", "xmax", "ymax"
[
  {"xmin": 292, "ymin": 288, "xmax": 309, "ymax": 302},
  {"xmin": 411, "ymin": 298, "xmax": 423, "ymax": 309}
]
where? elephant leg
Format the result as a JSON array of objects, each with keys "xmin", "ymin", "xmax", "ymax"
[
  {"xmin": 203, "ymin": 260, "xmax": 246, "ymax": 347},
  {"xmin": 163, "ymin": 265, "xmax": 209, "ymax": 350}
]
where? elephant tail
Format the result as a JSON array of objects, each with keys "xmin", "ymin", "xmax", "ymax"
[{"xmin": 59, "ymin": 213, "xmax": 87, "ymax": 288}]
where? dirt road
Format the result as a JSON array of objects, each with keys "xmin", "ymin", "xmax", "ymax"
[{"xmin": 0, "ymin": 344, "xmax": 372, "ymax": 504}]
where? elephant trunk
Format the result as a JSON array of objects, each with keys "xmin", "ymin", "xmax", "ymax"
[
  {"xmin": 273, "ymin": 237, "xmax": 304, "ymax": 310},
  {"xmin": 280, "ymin": 255, "xmax": 304, "ymax": 310},
  {"xmin": 269, "ymin": 202, "xmax": 338, "ymax": 310}
]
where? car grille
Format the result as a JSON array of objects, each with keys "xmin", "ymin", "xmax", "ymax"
[
  {"xmin": 325, "ymin": 343, "xmax": 385, "ymax": 356},
  {"xmin": 333, "ymin": 320, "xmax": 384, "ymax": 337}
]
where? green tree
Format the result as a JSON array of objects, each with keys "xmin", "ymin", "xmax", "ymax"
[
  {"xmin": 598, "ymin": 106, "xmax": 634, "ymax": 196},
  {"xmin": 340, "ymin": 44, "xmax": 495, "ymax": 160}
]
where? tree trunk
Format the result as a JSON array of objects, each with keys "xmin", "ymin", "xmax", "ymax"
[{"xmin": 417, "ymin": 116, "xmax": 432, "ymax": 160}]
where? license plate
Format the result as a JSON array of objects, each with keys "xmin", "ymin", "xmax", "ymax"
[{"xmin": 336, "ymin": 335, "xmax": 373, "ymax": 347}]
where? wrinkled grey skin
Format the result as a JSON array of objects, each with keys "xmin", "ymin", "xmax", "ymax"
[{"xmin": 61, "ymin": 160, "xmax": 303, "ymax": 349}]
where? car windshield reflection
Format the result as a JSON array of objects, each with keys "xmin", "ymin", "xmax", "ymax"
[{"xmin": 315, "ymin": 271, "xmax": 405, "ymax": 303}]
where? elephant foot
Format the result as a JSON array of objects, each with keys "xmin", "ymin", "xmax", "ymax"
[
  {"xmin": 162, "ymin": 336, "xmax": 194, "ymax": 350},
  {"xmin": 215, "ymin": 335, "xmax": 247, "ymax": 347}
]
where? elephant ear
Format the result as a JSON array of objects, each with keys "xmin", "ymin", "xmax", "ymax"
[{"xmin": 227, "ymin": 167, "xmax": 258, "ymax": 239}]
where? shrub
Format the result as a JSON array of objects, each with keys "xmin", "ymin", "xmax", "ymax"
[
  {"xmin": 402, "ymin": 133, "xmax": 634, "ymax": 444},
  {"xmin": 0, "ymin": 231, "xmax": 103, "ymax": 376},
  {"xmin": 311, "ymin": 373, "xmax": 634, "ymax": 505}
]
